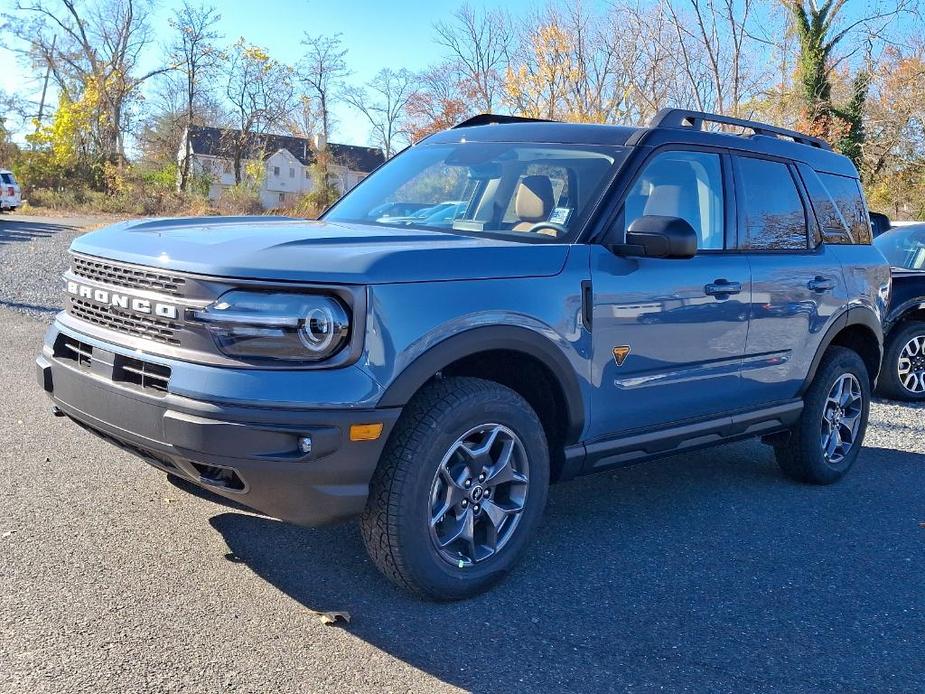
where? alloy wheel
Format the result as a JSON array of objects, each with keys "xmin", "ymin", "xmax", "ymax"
[
  {"xmin": 897, "ymin": 334, "xmax": 925, "ymax": 394},
  {"xmin": 820, "ymin": 373, "xmax": 864, "ymax": 466},
  {"xmin": 428, "ymin": 424, "xmax": 529, "ymax": 567}
]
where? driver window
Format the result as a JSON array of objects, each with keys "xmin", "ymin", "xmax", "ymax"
[{"xmin": 624, "ymin": 151, "xmax": 725, "ymax": 250}]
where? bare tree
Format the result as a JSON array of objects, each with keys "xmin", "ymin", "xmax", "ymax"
[
  {"xmin": 223, "ymin": 39, "xmax": 293, "ymax": 183},
  {"xmin": 434, "ymin": 3, "xmax": 512, "ymax": 113},
  {"xmin": 504, "ymin": 3, "xmax": 636, "ymax": 123},
  {"xmin": 298, "ymin": 33, "xmax": 349, "ymax": 141},
  {"xmin": 404, "ymin": 61, "xmax": 474, "ymax": 142},
  {"xmin": 11, "ymin": 0, "xmax": 173, "ymax": 166},
  {"xmin": 169, "ymin": 1, "xmax": 222, "ymax": 191},
  {"xmin": 345, "ymin": 68, "xmax": 416, "ymax": 159}
]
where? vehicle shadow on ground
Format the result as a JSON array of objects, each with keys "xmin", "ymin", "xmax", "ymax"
[
  {"xmin": 0, "ymin": 218, "xmax": 76, "ymax": 246},
  {"xmin": 211, "ymin": 441, "xmax": 925, "ymax": 691},
  {"xmin": 0, "ymin": 299, "xmax": 61, "ymax": 315}
]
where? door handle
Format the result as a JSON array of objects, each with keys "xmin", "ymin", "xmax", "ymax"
[
  {"xmin": 808, "ymin": 276, "xmax": 836, "ymax": 292},
  {"xmin": 704, "ymin": 279, "xmax": 742, "ymax": 297}
]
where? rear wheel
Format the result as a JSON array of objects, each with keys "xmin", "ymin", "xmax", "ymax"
[
  {"xmin": 877, "ymin": 322, "xmax": 925, "ymax": 401},
  {"xmin": 775, "ymin": 347, "xmax": 870, "ymax": 484},
  {"xmin": 360, "ymin": 377, "xmax": 549, "ymax": 601}
]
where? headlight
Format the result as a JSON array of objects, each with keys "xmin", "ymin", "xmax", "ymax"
[{"xmin": 193, "ymin": 291, "xmax": 350, "ymax": 362}]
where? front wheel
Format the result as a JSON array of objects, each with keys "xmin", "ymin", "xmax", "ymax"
[
  {"xmin": 775, "ymin": 346, "xmax": 870, "ymax": 484},
  {"xmin": 877, "ymin": 322, "xmax": 925, "ymax": 401},
  {"xmin": 359, "ymin": 377, "xmax": 549, "ymax": 600}
]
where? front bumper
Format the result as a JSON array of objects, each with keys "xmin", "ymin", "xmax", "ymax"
[{"xmin": 37, "ymin": 322, "xmax": 400, "ymax": 526}]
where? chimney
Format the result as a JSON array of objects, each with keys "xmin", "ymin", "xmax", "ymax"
[{"xmin": 313, "ymin": 133, "xmax": 327, "ymax": 151}]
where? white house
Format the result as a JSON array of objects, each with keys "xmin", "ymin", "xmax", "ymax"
[{"xmin": 179, "ymin": 126, "xmax": 385, "ymax": 210}]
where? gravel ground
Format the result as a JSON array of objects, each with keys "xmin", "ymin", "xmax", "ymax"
[
  {"xmin": 1, "ymin": 215, "xmax": 924, "ymax": 693},
  {"xmin": 0, "ymin": 213, "xmax": 112, "ymax": 319}
]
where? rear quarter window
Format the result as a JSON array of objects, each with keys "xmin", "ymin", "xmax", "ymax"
[
  {"xmin": 0, "ymin": 173, "xmax": 12, "ymax": 185},
  {"xmin": 816, "ymin": 171, "xmax": 871, "ymax": 244}
]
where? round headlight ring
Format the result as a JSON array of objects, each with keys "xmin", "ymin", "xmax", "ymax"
[{"xmin": 299, "ymin": 306, "xmax": 338, "ymax": 353}]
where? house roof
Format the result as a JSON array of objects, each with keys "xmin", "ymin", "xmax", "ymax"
[{"xmin": 187, "ymin": 126, "xmax": 385, "ymax": 172}]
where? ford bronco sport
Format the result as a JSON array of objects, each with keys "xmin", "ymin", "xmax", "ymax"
[{"xmin": 37, "ymin": 110, "xmax": 891, "ymax": 600}]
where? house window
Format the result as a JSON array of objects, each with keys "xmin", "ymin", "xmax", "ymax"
[
  {"xmin": 289, "ymin": 167, "xmax": 295, "ymax": 178},
  {"xmin": 273, "ymin": 166, "xmax": 280, "ymax": 176}
]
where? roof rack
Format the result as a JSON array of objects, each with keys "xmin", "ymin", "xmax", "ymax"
[
  {"xmin": 648, "ymin": 108, "xmax": 832, "ymax": 151},
  {"xmin": 453, "ymin": 114, "xmax": 559, "ymax": 129}
]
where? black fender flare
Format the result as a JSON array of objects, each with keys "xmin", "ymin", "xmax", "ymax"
[
  {"xmin": 885, "ymin": 297, "xmax": 925, "ymax": 335},
  {"xmin": 377, "ymin": 325, "xmax": 586, "ymax": 443},
  {"xmin": 800, "ymin": 307, "xmax": 883, "ymax": 393}
]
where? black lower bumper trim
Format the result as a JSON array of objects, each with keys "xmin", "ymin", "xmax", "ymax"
[{"xmin": 40, "ymin": 354, "xmax": 401, "ymax": 526}]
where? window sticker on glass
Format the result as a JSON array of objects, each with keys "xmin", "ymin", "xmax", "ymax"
[{"xmin": 549, "ymin": 207, "xmax": 572, "ymax": 225}]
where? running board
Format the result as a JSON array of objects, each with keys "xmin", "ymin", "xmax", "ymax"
[{"xmin": 562, "ymin": 401, "xmax": 803, "ymax": 477}]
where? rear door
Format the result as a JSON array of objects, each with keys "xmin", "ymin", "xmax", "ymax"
[{"xmin": 733, "ymin": 155, "xmax": 847, "ymax": 407}]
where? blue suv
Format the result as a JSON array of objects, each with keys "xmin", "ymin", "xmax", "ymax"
[{"xmin": 37, "ymin": 110, "xmax": 891, "ymax": 599}]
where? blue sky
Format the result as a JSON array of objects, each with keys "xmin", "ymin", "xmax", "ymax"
[
  {"xmin": 0, "ymin": 0, "xmax": 536, "ymax": 147},
  {"xmin": 0, "ymin": 0, "xmax": 910, "ymax": 149}
]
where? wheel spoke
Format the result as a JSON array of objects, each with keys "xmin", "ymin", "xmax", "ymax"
[
  {"xmin": 840, "ymin": 410, "xmax": 861, "ymax": 437},
  {"xmin": 437, "ymin": 507, "xmax": 474, "ymax": 551},
  {"xmin": 484, "ymin": 438, "xmax": 526, "ymax": 486},
  {"xmin": 482, "ymin": 498, "xmax": 515, "ymax": 531}
]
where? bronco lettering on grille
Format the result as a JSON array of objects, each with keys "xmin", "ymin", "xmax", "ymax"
[{"xmin": 66, "ymin": 281, "xmax": 179, "ymax": 320}]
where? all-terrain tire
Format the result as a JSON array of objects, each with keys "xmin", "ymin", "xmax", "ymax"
[
  {"xmin": 775, "ymin": 346, "xmax": 871, "ymax": 485},
  {"xmin": 877, "ymin": 321, "xmax": 925, "ymax": 402},
  {"xmin": 359, "ymin": 377, "xmax": 549, "ymax": 601}
]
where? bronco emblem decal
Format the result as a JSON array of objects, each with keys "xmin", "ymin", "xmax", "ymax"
[{"xmin": 612, "ymin": 345, "xmax": 631, "ymax": 366}]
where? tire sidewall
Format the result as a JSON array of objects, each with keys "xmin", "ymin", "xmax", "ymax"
[
  {"xmin": 880, "ymin": 322, "xmax": 925, "ymax": 401},
  {"xmin": 394, "ymin": 387, "xmax": 549, "ymax": 599},
  {"xmin": 799, "ymin": 348, "xmax": 871, "ymax": 482}
]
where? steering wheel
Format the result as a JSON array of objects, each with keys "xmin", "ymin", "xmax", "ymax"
[{"xmin": 525, "ymin": 222, "xmax": 568, "ymax": 238}]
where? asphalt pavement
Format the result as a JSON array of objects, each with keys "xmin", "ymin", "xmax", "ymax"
[{"xmin": 1, "ymin": 214, "xmax": 923, "ymax": 693}]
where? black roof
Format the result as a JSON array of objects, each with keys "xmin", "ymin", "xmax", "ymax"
[
  {"xmin": 187, "ymin": 126, "xmax": 385, "ymax": 172},
  {"xmin": 428, "ymin": 111, "xmax": 857, "ymax": 178}
]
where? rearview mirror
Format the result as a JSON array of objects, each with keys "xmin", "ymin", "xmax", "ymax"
[{"xmin": 611, "ymin": 216, "xmax": 698, "ymax": 259}]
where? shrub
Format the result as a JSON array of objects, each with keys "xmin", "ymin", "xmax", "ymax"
[{"xmin": 215, "ymin": 183, "xmax": 263, "ymax": 215}]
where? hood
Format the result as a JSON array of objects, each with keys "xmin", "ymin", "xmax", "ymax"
[{"xmin": 70, "ymin": 217, "xmax": 570, "ymax": 284}]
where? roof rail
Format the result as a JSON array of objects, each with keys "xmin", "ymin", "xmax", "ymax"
[
  {"xmin": 648, "ymin": 108, "xmax": 832, "ymax": 151},
  {"xmin": 453, "ymin": 114, "xmax": 559, "ymax": 129}
]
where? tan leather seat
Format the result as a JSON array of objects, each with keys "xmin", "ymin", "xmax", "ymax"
[{"xmin": 512, "ymin": 175, "xmax": 555, "ymax": 233}]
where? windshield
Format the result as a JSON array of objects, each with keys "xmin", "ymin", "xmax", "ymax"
[
  {"xmin": 874, "ymin": 224, "xmax": 925, "ymax": 271},
  {"xmin": 323, "ymin": 142, "xmax": 625, "ymax": 241}
]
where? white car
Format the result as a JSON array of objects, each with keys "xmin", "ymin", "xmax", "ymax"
[{"xmin": 1, "ymin": 170, "xmax": 20, "ymax": 211}]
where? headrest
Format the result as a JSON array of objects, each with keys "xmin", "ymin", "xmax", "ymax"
[{"xmin": 515, "ymin": 175, "xmax": 554, "ymax": 223}]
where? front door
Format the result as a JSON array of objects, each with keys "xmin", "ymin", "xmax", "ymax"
[{"xmin": 587, "ymin": 149, "xmax": 750, "ymax": 440}]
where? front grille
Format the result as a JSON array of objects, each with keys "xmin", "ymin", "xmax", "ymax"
[
  {"xmin": 72, "ymin": 255, "xmax": 187, "ymax": 296},
  {"xmin": 53, "ymin": 332, "xmax": 172, "ymax": 395},
  {"xmin": 114, "ymin": 356, "xmax": 171, "ymax": 394},
  {"xmin": 70, "ymin": 298, "xmax": 181, "ymax": 345},
  {"xmin": 56, "ymin": 335, "xmax": 94, "ymax": 367}
]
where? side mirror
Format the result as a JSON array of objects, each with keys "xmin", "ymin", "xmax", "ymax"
[
  {"xmin": 869, "ymin": 212, "xmax": 891, "ymax": 238},
  {"xmin": 612, "ymin": 215, "xmax": 698, "ymax": 259}
]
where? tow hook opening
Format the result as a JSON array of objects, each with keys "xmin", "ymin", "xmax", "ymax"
[{"xmin": 190, "ymin": 462, "xmax": 245, "ymax": 491}]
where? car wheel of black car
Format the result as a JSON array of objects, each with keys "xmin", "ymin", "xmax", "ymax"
[
  {"xmin": 360, "ymin": 376, "xmax": 549, "ymax": 601},
  {"xmin": 775, "ymin": 346, "xmax": 870, "ymax": 485},
  {"xmin": 878, "ymin": 322, "xmax": 925, "ymax": 401}
]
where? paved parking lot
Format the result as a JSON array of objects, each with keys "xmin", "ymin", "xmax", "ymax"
[{"xmin": 1, "ymin": 215, "xmax": 923, "ymax": 692}]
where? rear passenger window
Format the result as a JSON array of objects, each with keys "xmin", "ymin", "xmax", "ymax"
[
  {"xmin": 819, "ymin": 173, "xmax": 871, "ymax": 244},
  {"xmin": 737, "ymin": 158, "xmax": 808, "ymax": 250},
  {"xmin": 623, "ymin": 150, "xmax": 724, "ymax": 250}
]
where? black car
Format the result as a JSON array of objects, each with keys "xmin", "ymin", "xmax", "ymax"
[{"xmin": 874, "ymin": 223, "xmax": 925, "ymax": 400}]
